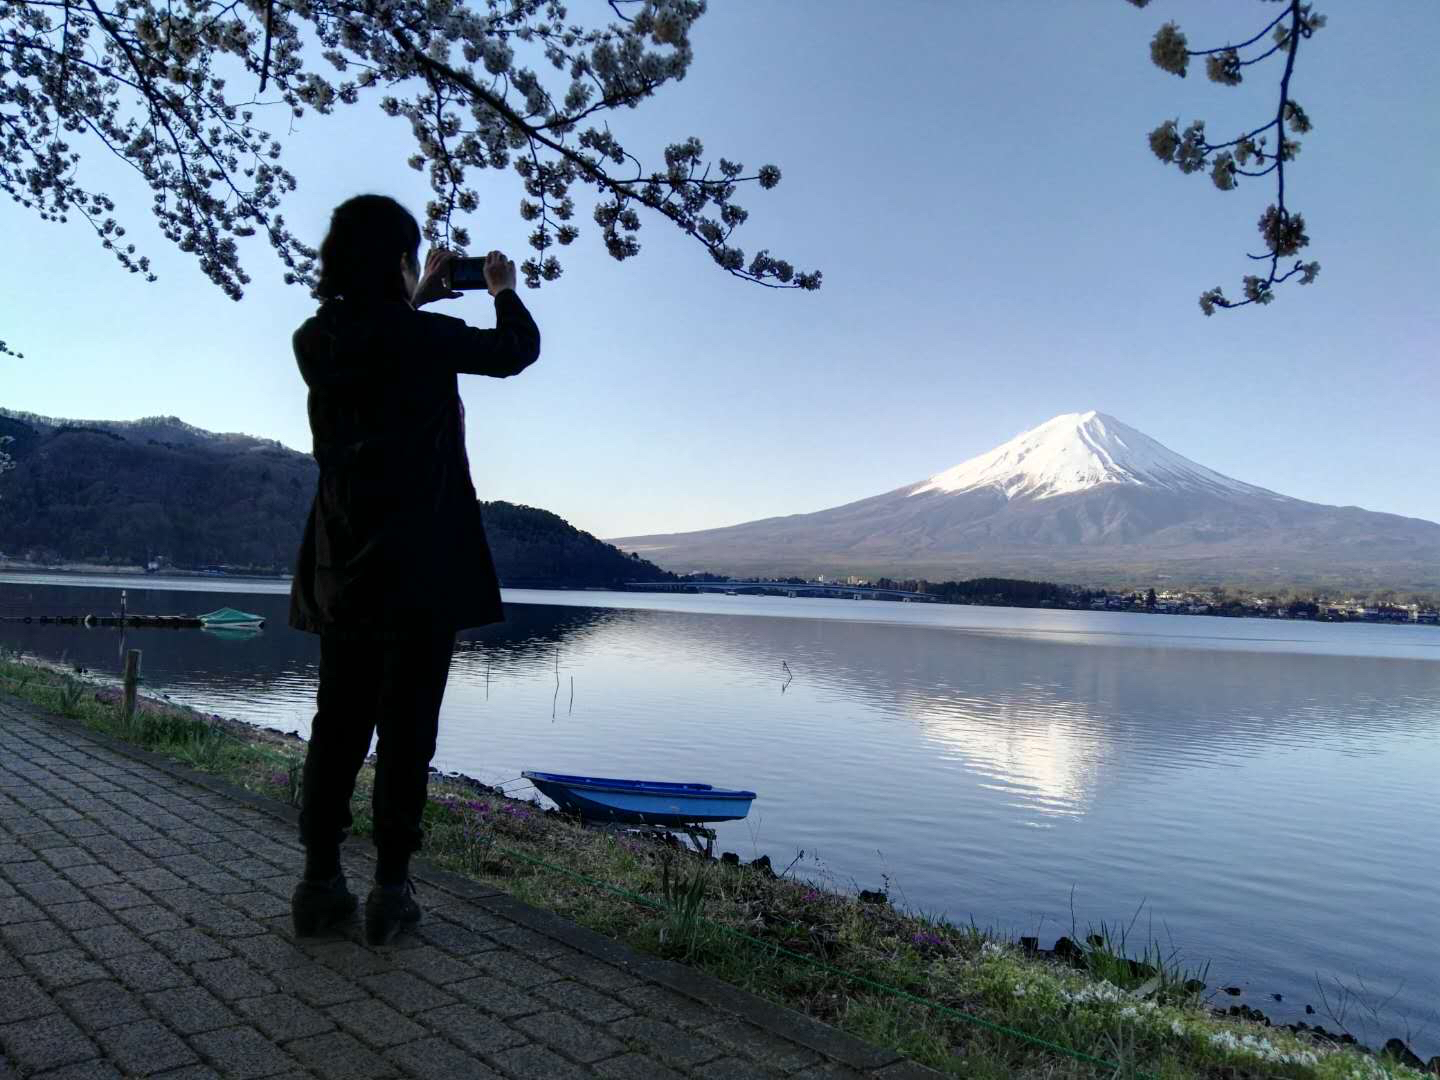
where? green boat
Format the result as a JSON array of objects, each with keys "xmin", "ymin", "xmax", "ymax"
[{"xmin": 198, "ymin": 607, "xmax": 266, "ymax": 630}]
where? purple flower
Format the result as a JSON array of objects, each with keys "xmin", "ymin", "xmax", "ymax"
[
  {"xmin": 912, "ymin": 932, "xmax": 943, "ymax": 949},
  {"xmin": 269, "ymin": 771, "xmax": 289, "ymax": 786},
  {"xmin": 802, "ymin": 890, "xmax": 820, "ymax": 903}
]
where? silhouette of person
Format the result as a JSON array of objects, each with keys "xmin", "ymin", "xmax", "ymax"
[{"xmin": 287, "ymin": 194, "xmax": 540, "ymax": 944}]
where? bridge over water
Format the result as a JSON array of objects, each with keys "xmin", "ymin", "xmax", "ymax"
[{"xmin": 623, "ymin": 581, "xmax": 940, "ymax": 602}]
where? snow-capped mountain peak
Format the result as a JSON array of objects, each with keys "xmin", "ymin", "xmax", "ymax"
[{"xmin": 908, "ymin": 411, "xmax": 1275, "ymax": 501}]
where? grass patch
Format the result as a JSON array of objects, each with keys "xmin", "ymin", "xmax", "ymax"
[{"xmin": 0, "ymin": 651, "xmax": 1429, "ymax": 1080}]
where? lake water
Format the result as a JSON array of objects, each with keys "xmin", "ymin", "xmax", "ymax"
[{"xmin": 3, "ymin": 572, "xmax": 1438, "ymax": 1054}]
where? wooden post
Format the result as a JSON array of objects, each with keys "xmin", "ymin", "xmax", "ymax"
[{"xmin": 122, "ymin": 649, "xmax": 141, "ymax": 724}]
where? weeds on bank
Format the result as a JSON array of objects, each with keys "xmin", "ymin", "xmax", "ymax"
[{"xmin": 0, "ymin": 653, "xmax": 1429, "ymax": 1080}]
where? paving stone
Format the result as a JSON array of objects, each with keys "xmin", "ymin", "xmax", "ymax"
[
  {"xmin": 30, "ymin": 1058, "xmax": 125, "ymax": 1080},
  {"xmin": 188, "ymin": 1026, "xmax": 297, "ymax": 1079},
  {"xmin": 116, "ymin": 904, "xmax": 187, "ymax": 935},
  {"xmin": 1, "ymin": 918, "xmax": 74, "ymax": 955},
  {"xmin": 53, "ymin": 820, "xmax": 109, "ymax": 841},
  {"xmin": 513, "ymin": 1008, "xmax": 619, "ymax": 1062},
  {"xmin": 488, "ymin": 1044, "xmax": 590, "ymax": 1080},
  {"xmin": 3, "ymin": 861, "xmax": 62, "ymax": 886},
  {"xmin": 38, "ymin": 846, "xmax": 96, "ymax": 870},
  {"xmin": 539, "ymin": 979, "xmax": 635, "ymax": 1023},
  {"xmin": 187, "ymin": 905, "xmax": 266, "ymax": 938},
  {"xmin": 144, "ymin": 986, "xmax": 239, "ymax": 1035},
  {"xmin": 610, "ymin": 1016, "xmax": 724, "ymax": 1068},
  {"xmin": 72, "ymin": 923, "xmax": 148, "ymax": 959},
  {"xmin": 618, "ymin": 985, "xmax": 716, "ymax": 1028},
  {"xmin": 228, "ymin": 934, "xmax": 308, "ymax": 972},
  {"xmin": 0, "ymin": 1013, "xmax": 97, "ymax": 1073},
  {"xmin": 384, "ymin": 1036, "xmax": 500, "ymax": 1080},
  {"xmin": 465, "ymin": 949, "xmax": 564, "ymax": 989},
  {"xmin": 307, "ymin": 941, "xmax": 399, "ymax": 983},
  {"xmin": 235, "ymin": 993, "xmax": 335, "ymax": 1041},
  {"xmin": 18, "ymin": 878, "xmax": 87, "ymax": 905},
  {"xmin": 0, "ymin": 842, "xmax": 37, "ymax": 863},
  {"xmin": 788, "ymin": 1065, "xmax": 867, "ymax": 1080},
  {"xmin": 158, "ymin": 855, "xmax": 214, "ymax": 878},
  {"xmin": 130, "ymin": 838, "xmax": 188, "ymax": 860},
  {"xmin": 36, "ymin": 807, "xmax": 84, "ymax": 823},
  {"xmin": 23, "ymin": 949, "xmax": 111, "ymax": 989},
  {"xmin": 592, "ymin": 1053, "xmax": 685, "ymax": 1080},
  {"xmin": 408, "ymin": 919, "xmax": 493, "ymax": 956},
  {"xmin": 83, "ymin": 883, "xmax": 150, "ymax": 911},
  {"xmin": 441, "ymin": 975, "xmax": 542, "ymax": 1019},
  {"xmin": 548, "ymin": 951, "xmax": 640, "ymax": 992},
  {"xmin": 325, "ymin": 999, "xmax": 425, "ymax": 1049},
  {"xmin": 700, "ymin": 1020, "xmax": 821, "ymax": 1072},
  {"xmin": 385, "ymin": 945, "xmax": 476, "ymax": 985},
  {"xmin": 95, "ymin": 1018, "xmax": 198, "ymax": 1075},
  {"xmin": 152, "ymin": 928, "xmax": 232, "ymax": 964},
  {"xmin": 90, "ymin": 850, "xmax": 154, "ymax": 874},
  {"xmin": 358, "ymin": 971, "xmax": 457, "ymax": 1015},
  {"xmin": 54, "ymin": 980, "xmax": 147, "ymax": 1032},
  {"xmin": 0, "ymin": 974, "xmax": 60, "ymax": 1021},
  {"xmin": 191, "ymin": 958, "xmax": 277, "ymax": 1001},
  {"xmin": 693, "ymin": 1057, "xmax": 776, "ymax": 1080},
  {"xmin": 226, "ymin": 892, "xmax": 291, "ymax": 920},
  {"xmin": 484, "ymin": 925, "xmax": 572, "ymax": 959},
  {"xmin": 187, "ymin": 871, "xmax": 250, "ymax": 895},
  {"xmin": 0, "ymin": 948, "xmax": 23, "ymax": 977},
  {"xmin": 270, "ymin": 963, "xmax": 367, "ymax": 1007},
  {"xmin": 48, "ymin": 901, "xmax": 116, "ymax": 932},
  {"xmin": 286, "ymin": 1031, "xmax": 396, "ymax": 1080},
  {"xmin": 422, "ymin": 1002, "xmax": 527, "ymax": 1055},
  {"xmin": 147, "ymin": 1068, "xmax": 224, "ymax": 1080},
  {"xmin": 59, "ymin": 864, "xmax": 122, "ymax": 888},
  {"xmin": 18, "ymin": 828, "xmax": 72, "ymax": 849},
  {"xmin": 152, "ymin": 889, "xmax": 218, "ymax": 917},
  {"xmin": 124, "ymin": 867, "xmax": 188, "ymax": 892},
  {"xmin": 0, "ymin": 895, "xmax": 44, "ymax": 924},
  {"xmin": 103, "ymin": 950, "xmax": 189, "ymax": 992}
]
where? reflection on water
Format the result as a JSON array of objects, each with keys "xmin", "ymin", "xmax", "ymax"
[{"xmin": 3, "ymin": 574, "xmax": 1439, "ymax": 1051}]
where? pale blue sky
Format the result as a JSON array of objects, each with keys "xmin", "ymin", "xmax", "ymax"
[{"xmin": 3, "ymin": 3, "xmax": 1436, "ymax": 538}]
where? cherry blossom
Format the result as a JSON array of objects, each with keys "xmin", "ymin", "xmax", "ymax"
[
  {"xmin": 1133, "ymin": 1, "xmax": 1325, "ymax": 313},
  {"xmin": 1, "ymin": 0, "xmax": 821, "ymax": 328}
]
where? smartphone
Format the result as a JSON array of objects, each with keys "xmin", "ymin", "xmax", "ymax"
[{"xmin": 449, "ymin": 257, "xmax": 489, "ymax": 291}]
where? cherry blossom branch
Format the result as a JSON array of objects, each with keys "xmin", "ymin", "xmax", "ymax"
[{"xmin": 1135, "ymin": 0, "xmax": 1323, "ymax": 314}]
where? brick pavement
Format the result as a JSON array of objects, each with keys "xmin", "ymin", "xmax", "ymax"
[{"xmin": 0, "ymin": 694, "xmax": 940, "ymax": 1080}]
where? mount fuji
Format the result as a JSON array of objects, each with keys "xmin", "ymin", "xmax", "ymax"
[{"xmin": 611, "ymin": 412, "xmax": 1440, "ymax": 588}]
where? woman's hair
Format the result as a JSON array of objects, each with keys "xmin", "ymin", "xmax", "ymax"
[{"xmin": 314, "ymin": 194, "xmax": 422, "ymax": 301}]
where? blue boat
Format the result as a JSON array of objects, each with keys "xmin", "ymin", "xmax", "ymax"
[{"xmin": 522, "ymin": 771, "xmax": 757, "ymax": 826}]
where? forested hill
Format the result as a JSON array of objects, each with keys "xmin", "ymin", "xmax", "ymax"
[
  {"xmin": 0, "ymin": 410, "xmax": 672, "ymax": 587},
  {"xmin": 479, "ymin": 502, "xmax": 675, "ymax": 588}
]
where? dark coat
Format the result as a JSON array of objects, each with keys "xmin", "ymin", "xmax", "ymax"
[{"xmin": 289, "ymin": 289, "xmax": 540, "ymax": 637}]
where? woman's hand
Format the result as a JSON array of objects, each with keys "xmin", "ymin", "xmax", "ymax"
[
  {"xmin": 483, "ymin": 251, "xmax": 518, "ymax": 297},
  {"xmin": 412, "ymin": 248, "xmax": 463, "ymax": 308}
]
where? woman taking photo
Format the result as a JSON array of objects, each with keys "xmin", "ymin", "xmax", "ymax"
[{"xmin": 288, "ymin": 194, "xmax": 540, "ymax": 945}]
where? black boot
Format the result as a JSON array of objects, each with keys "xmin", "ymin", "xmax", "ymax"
[
  {"xmin": 291, "ymin": 872, "xmax": 358, "ymax": 936},
  {"xmin": 364, "ymin": 879, "xmax": 421, "ymax": 946}
]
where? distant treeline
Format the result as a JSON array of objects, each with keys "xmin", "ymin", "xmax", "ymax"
[{"xmin": 884, "ymin": 577, "xmax": 1080, "ymax": 606}]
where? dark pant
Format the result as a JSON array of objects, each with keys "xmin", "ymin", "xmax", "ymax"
[{"xmin": 298, "ymin": 629, "xmax": 456, "ymax": 868}]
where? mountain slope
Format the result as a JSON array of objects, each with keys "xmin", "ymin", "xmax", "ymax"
[
  {"xmin": 610, "ymin": 412, "xmax": 1440, "ymax": 589},
  {"xmin": 0, "ymin": 410, "xmax": 672, "ymax": 587}
]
